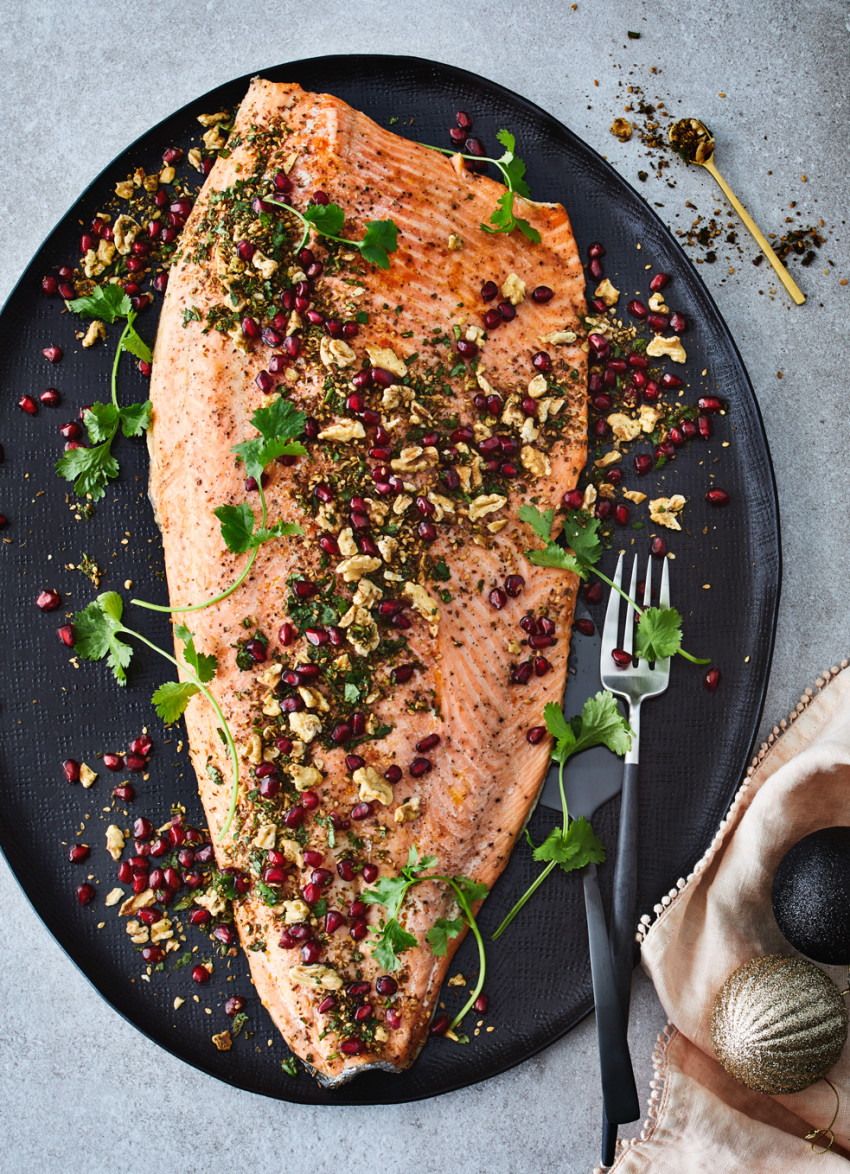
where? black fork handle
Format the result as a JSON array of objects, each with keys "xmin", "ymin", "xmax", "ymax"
[
  {"xmin": 582, "ymin": 863, "xmax": 640, "ymax": 1128},
  {"xmin": 601, "ymin": 760, "xmax": 641, "ymax": 1166}
]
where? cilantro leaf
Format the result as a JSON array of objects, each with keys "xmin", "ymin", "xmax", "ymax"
[
  {"xmin": 151, "ymin": 679, "xmax": 200, "ymax": 722},
  {"xmin": 561, "ymin": 513, "xmax": 603, "ymax": 567},
  {"xmin": 426, "ymin": 917, "xmax": 464, "ymax": 956},
  {"xmin": 66, "ymin": 284, "xmax": 132, "ymax": 323},
  {"xmin": 518, "ymin": 504, "xmax": 554, "ymax": 543},
  {"xmin": 73, "ymin": 592, "xmax": 133, "ymax": 684},
  {"xmin": 572, "ymin": 691, "xmax": 633, "ymax": 758},
  {"xmin": 481, "ymin": 190, "xmax": 516, "ymax": 235},
  {"xmin": 636, "ymin": 606, "xmax": 683, "ymax": 661},
  {"xmin": 252, "ymin": 520, "xmax": 303, "ymax": 545},
  {"xmin": 175, "ymin": 623, "xmax": 217, "ymax": 683},
  {"xmin": 83, "ymin": 403, "xmax": 119, "ymax": 444},
  {"xmin": 372, "ymin": 919, "xmax": 418, "ymax": 971},
  {"xmin": 532, "ymin": 818, "xmax": 606, "ymax": 872},
  {"xmin": 495, "ymin": 128, "xmax": 532, "ymax": 199},
  {"xmin": 249, "ymin": 396, "xmax": 305, "ymax": 443},
  {"xmin": 513, "ymin": 216, "xmax": 542, "ymax": 245},
  {"xmin": 543, "ymin": 700, "xmax": 576, "ymax": 763},
  {"xmin": 359, "ymin": 219, "xmax": 399, "ymax": 269},
  {"xmin": 405, "ymin": 846, "xmax": 438, "ymax": 875},
  {"xmin": 55, "ymin": 443, "xmax": 120, "ymax": 502},
  {"xmin": 256, "ymin": 881, "xmax": 281, "ymax": 907},
  {"xmin": 120, "ymin": 324, "xmax": 152, "ymax": 363},
  {"xmin": 231, "ymin": 437, "xmax": 306, "ymax": 481},
  {"xmin": 362, "ymin": 874, "xmax": 410, "ymax": 923},
  {"xmin": 214, "ymin": 503, "xmax": 257, "ymax": 554},
  {"xmin": 302, "ymin": 202, "xmax": 346, "ymax": 238},
  {"xmin": 452, "ymin": 876, "xmax": 488, "ymax": 903},
  {"xmin": 119, "ymin": 401, "xmax": 152, "ymax": 437},
  {"xmin": 526, "ymin": 543, "xmax": 584, "ymax": 576}
]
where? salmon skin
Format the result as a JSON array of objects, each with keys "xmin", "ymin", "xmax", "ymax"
[{"xmin": 147, "ymin": 78, "xmax": 586, "ymax": 1084}]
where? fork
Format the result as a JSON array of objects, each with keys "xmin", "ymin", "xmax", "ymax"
[{"xmin": 599, "ymin": 551, "xmax": 671, "ymax": 1166}]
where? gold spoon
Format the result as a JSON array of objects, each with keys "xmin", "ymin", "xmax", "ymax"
[{"xmin": 669, "ymin": 118, "xmax": 805, "ymax": 305}]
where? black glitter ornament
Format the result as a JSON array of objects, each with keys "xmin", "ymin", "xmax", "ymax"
[{"xmin": 772, "ymin": 827, "xmax": 850, "ymax": 965}]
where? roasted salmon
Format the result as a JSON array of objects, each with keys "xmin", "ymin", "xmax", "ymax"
[{"xmin": 147, "ymin": 78, "xmax": 586, "ymax": 1083}]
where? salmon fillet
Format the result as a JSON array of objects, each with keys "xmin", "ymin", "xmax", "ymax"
[{"xmin": 147, "ymin": 78, "xmax": 586, "ymax": 1084}]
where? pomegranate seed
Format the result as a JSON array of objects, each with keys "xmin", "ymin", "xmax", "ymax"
[
  {"xmin": 611, "ymin": 648, "xmax": 632, "ymax": 667},
  {"xmin": 102, "ymin": 753, "xmax": 123, "ymax": 772},
  {"xmin": 614, "ymin": 504, "xmax": 631, "ymax": 526},
  {"xmin": 649, "ymin": 272, "xmax": 670, "ymax": 292},
  {"xmin": 588, "ymin": 242, "xmax": 606, "ymax": 258},
  {"xmin": 284, "ymin": 805, "xmax": 305, "ymax": 828},
  {"xmin": 681, "ymin": 420, "xmax": 698, "ymax": 441},
  {"xmin": 18, "ymin": 395, "xmax": 37, "ymax": 415},
  {"xmin": 410, "ymin": 757, "xmax": 432, "ymax": 777},
  {"xmin": 588, "ymin": 258, "xmax": 604, "ymax": 281},
  {"xmin": 489, "ymin": 586, "xmax": 509, "ymax": 611},
  {"xmin": 386, "ymin": 1010, "xmax": 402, "ymax": 1029},
  {"xmin": 224, "ymin": 995, "xmax": 246, "ymax": 1018},
  {"xmin": 273, "ymin": 171, "xmax": 292, "ymax": 192},
  {"xmin": 643, "ymin": 380, "xmax": 659, "ymax": 403},
  {"xmin": 605, "ymin": 466, "xmax": 624, "ymax": 486},
  {"xmin": 661, "ymin": 373, "xmax": 682, "ymax": 389},
  {"xmin": 647, "ymin": 312, "xmax": 669, "ymax": 332},
  {"xmin": 116, "ymin": 861, "xmax": 133, "ymax": 884},
  {"xmin": 41, "ymin": 275, "xmax": 58, "ymax": 296},
  {"xmin": 704, "ymin": 668, "xmax": 722, "ymax": 691},
  {"xmin": 113, "ymin": 783, "xmax": 134, "ymax": 802},
  {"xmin": 418, "ymin": 521, "xmax": 437, "ymax": 542},
  {"xmin": 40, "ymin": 388, "xmax": 61, "ymax": 407},
  {"xmin": 627, "ymin": 299, "xmax": 647, "ymax": 319},
  {"xmin": 504, "ymin": 574, "xmax": 525, "ymax": 598},
  {"xmin": 668, "ymin": 426, "xmax": 685, "ymax": 447},
  {"xmin": 278, "ymin": 622, "xmax": 297, "ymax": 646},
  {"xmin": 385, "ymin": 764, "xmax": 402, "ymax": 784},
  {"xmin": 76, "ymin": 883, "xmax": 96, "ymax": 906},
  {"xmin": 36, "ymin": 589, "xmax": 61, "ymax": 612},
  {"xmin": 698, "ymin": 396, "xmax": 723, "ymax": 414},
  {"xmin": 68, "ymin": 844, "xmax": 90, "ymax": 864},
  {"xmin": 301, "ymin": 790, "xmax": 320, "ymax": 810},
  {"xmin": 512, "ymin": 661, "xmax": 533, "ymax": 685},
  {"xmin": 416, "ymin": 734, "xmax": 441, "ymax": 755},
  {"xmin": 59, "ymin": 420, "xmax": 82, "ymax": 440},
  {"xmin": 349, "ymin": 919, "xmax": 368, "ymax": 941},
  {"xmin": 362, "ymin": 863, "xmax": 379, "ymax": 883},
  {"xmin": 697, "ymin": 415, "xmax": 712, "ymax": 439},
  {"xmin": 527, "ymin": 726, "xmax": 546, "ymax": 745},
  {"xmin": 325, "ymin": 909, "xmax": 347, "ymax": 935},
  {"xmin": 354, "ymin": 1004, "xmax": 372, "ymax": 1022},
  {"xmin": 529, "ymin": 633, "xmax": 555, "ymax": 650},
  {"xmin": 588, "ymin": 333, "xmax": 609, "ymax": 357},
  {"xmin": 479, "ymin": 280, "xmax": 499, "ymax": 303},
  {"xmin": 669, "ymin": 311, "xmax": 687, "ymax": 334},
  {"xmin": 56, "ymin": 623, "xmax": 75, "ymax": 647},
  {"xmin": 634, "ymin": 453, "xmax": 653, "ymax": 476},
  {"xmin": 534, "ymin": 656, "xmax": 551, "ymax": 677},
  {"xmin": 584, "ymin": 581, "xmax": 604, "ymax": 605},
  {"xmin": 191, "ymin": 965, "xmax": 210, "ymax": 984},
  {"xmin": 650, "ymin": 536, "xmax": 668, "ymax": 559},
  {"xmin": 351, "ymin": 802, "xmax": 373, "ymax": 820},
  {"xmin": 474, "ymin": 993, "xmax": 490, "ymax": 1014},
  {"xmin": 562, "ymin": 489, "xmax": 584, "ymax": 511},
  {"xmin": 531, "ymin": 285, "xmax": 554, "ymax": 303},
  {"xmin": 341, "ymin": 1038, "xmax": 364, "ymax": 1055},
  {"xmin": 331, "ymin": 723, "xmax": 352, "ymax": 745},
  {"xmin": 575, "ymin": 618, "xmax": 594, "ymax": 637},
  {"xmin": 189, "ymin": 908, "xmax": 211, "ymax": 926},
  {"xmin": 262, "ymin": 865, "xmax": 288, "ymax": 886},
  {"xmin": 392, "ymin": 664, "xmax": 414, "ymax": 685},
  {"xmin": 123, "ymin": 752, "xmax": 145, "ymax": 773},
  {"xmin": 706, "ymin": 488, "xmax": 730, "ymax": 506},
  {"xmin": 483, "ymin": 307, "xmax": 502, "ymax": 330},
  {"xmin": 595, "ymin": 500, "xmax": 613, "ymax": 520},
  {"xmin": 241, "ymin": 316, "xmax": 260, "ymax": 339},
  {"xmin": 456, "ymin": 338, "xmax": 478, "ymax": 359},
  {"xmin": 337, "ymin": 859, "xmax": 356, "ymax": 882},
  {"xmin": 430, "ymin": 1014, "xmax": 451, "ymax": 1036},
  {"xmin": 532, "ymin": 351, "xmax": 552, "ymax": 374}
]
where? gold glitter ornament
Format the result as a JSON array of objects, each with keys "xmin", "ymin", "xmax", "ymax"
[{"xmin": 711, "ymin": 955, "xmax": 848, "ymax": 1095}]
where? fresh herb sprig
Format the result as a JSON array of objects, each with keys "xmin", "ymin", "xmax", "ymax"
[
  {"xmin": 492, "ymin": 692, "xmax": 633, "ymax": 940},
  {"xmin": 363, "ymin": 848, "xmax": 489, "ymax": 1036},
  {"xmin": 56, "ymin": 286, "xmax": 153, "ymax": 500},
  {"xmin": 131, "ymin": 396, "xmax": 305, "ymax": 616},
  {"xmin": 421, "ymin": 129, "xmax": 541, "ymax": 244},
  {"xmin": 72, "ymin": 591, "xmax": 240, "ymax": 840},
  {"xmin": 519, "ymin": 505, "xmax": 709, "ymax": 664},
  {"xmin": 265, "ymin": 198, "xmax": 399, "ymax": 270}
]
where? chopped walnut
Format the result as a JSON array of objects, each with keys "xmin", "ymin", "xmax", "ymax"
[
  {"xmin": 607, "ymin": 412, "xmax": 641, "ymax": 442},
  {"xmin": 649, "ymin": 494, "xmax": 687, "ymax": 530},
  {"xmin": 114, "ymin": 180, "xmax": 134, "ymax": 199},
  {"xmin": 447, "ymin": 233, "xmax": 463, "ymax": 250},
  {"xmin": 187, "ymin": 147, "xmax": 203, "ymax": 171},
  {"xmin": 403, "ymin": 581, "xmax": 440, "ymax": 622},
  {"xmin": 252, "ymin": 250, "xmax": 278, "ymax": 280},
  {"xmin": 244, "ymin": 732, "xmax": 263, "ymax": 765},
  {"xmin": 202, "ymin": 125, "xmax": 226, "ymax": 150},
  {"xmin": 391, "ymin": 446, "xmax": 437, "ymax": 473},
  {"xmin": 623, "ymin": 489, "xmax": 647, "ymax": 504},
  {"xmin": 583, "ymin": 484, "xmax": 598, "ymax": 509},
  {"xmin": 194, "ymin": 888, "xmax": 227, "ymax": 918},
  {"xmin": 365, "ymin": 345, "xmax": 408, "ymax": 378},
  {"xmin": 283, "ymin": 899, "xmax": 311, "ymax": 924},
  {"xmin": 646, "ymin": 335, "xmax": 687, "ymax": 363},
  {"xmin": 119, "ymin": 889, "xmax": 156, "ymax": 917},
  {"xmin": 105, "ymin": 824, "xmax": 125, "ymax": 861},
  {"xmin": 113, "ymin": 215, "xmax": 141, "ymax": 256},
  {"xmin": 501, "ymin": 272, "xmax": 526, "ymax": 305},
  {"xmin": 381, "ymin": 384, "xmax": 414, "ymax": 411},
  {"xmin": 468, "ymin": 493, "xmax": 507, "ymax": 521},
  {"xmin": 288, "ymin": 712, "xmax": 322, "ymax": 743},
  {"xmin": 212, "ymin": 1031, "xmax": 232, "ymax": 1051},
  {"xmin": 648, "ymin": 291, "xmax": 669, "ymax": 314},
  {"xmin": 594, "ymin": 278, "xmax": 620, "ymax": 307},
  {"xmin": 520, "ymin": 446, "xmax": 551, "ymax": 478},
  {"xmin": 543, "ymin": 329, "xmax": 578, "ymax": 345},
  {"xmin": 288, "ymin": 965, "xmax": 344, "ymax": 991},
  {"xmin": 319, "ymin": 337, "xmax": 357, "ymax": 368},
  {"xmin": 150, "ymin": 918, "xmax": 173, "ymax": 943},
  {"xmin": 639, "ymin": 405, "xmax": 663, "ymax": 432},
  {"xmin": 289, "ymin": 764, "xmax": 322, "ymax": 792},
  {"xmin": 610, "ymin": 117, "xmax": 633, "ymax": 141},
  {"xmin": 79, "ymin": 762, "xmax": 98, "ymax": 789},
  {"xmin": 354, "ymin": 766, "xmax": 393, "ymax": 806},
  {"xmin": 394, "ymin": 795, "xmax": 421, "ymax": 823},
  {"xmin": 253, "ymin": 823, "xmax": 277, "ymax": 849},
  {"xmin": 318, "ymin": 419, "xmax": 365, "ymax": 443},
  {"xmin": 197, "ymin": 111, "xmax": 229, "ymax": 126},
  {"xmin": 105, "ymin": 887, "xmax": 124, "ymax": 907},
  {"xmin": 595, "ymin": 451, "xmax": 622, "ymax": 468},
  {"xmin": 81, "ymin": 319, "xmax": 108, "ymax": 349},
  {"xmin": 336, "ymin": 554, "xmax": 382, "ymax": 582}
]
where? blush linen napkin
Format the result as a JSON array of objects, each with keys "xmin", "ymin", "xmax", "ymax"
[{"xmin": 604, "ymin": 661, "xmax": 850, "ymax": 1173}]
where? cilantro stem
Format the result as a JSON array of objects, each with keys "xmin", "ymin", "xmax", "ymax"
[
  {"xmin": 265, "ymin": 198, "xmax": 376, "ymax": 256},
  {"xmin": 131, "ymin": 483, "xmax": 269, "ymax": 615},
  {"xmin": 416, "ymin": 142, "xmax": 515, "ymax": 189},
  {"xmin": 111, "ymin": 320, "xmax": 132, "ymax": 409},
  {"xmin": 121, "ymin": 627, "xmax": 240, "ymax": 841},
  {"xmin": 588, "ymin": 565, "xmax": 709, "ymax": 665},
  {"xmin": 427, "ymin": 874, "xmax": 487, "ymax": 1032}
]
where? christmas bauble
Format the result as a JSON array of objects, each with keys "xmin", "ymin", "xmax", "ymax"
[
  {"xmin": 710, "ymin": 955, "xmax": 847, "ymax": 1094},
  {"xmin": 772, "ymin": 826, "xmax": 850, "ymax": 965}
]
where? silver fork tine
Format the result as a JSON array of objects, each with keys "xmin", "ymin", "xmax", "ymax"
[
  {"xmin": 659, "ymin": 557, "xmax": 670, "ymax": 609},
  {"xmin": 621, "ymin": 555, "xmax": 640, "ymax": 658},
  {"xmin": 601, "ymin": 551, "xmax": 624, "ymax": 653},
  {"xmin": 643, "ymin": 558, "xmax": 653, "ymax": 610}
]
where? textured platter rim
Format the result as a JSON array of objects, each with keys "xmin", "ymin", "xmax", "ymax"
[{"xmin": 0, "ymin": 52, "xmax": 781, "ymax": 1106}]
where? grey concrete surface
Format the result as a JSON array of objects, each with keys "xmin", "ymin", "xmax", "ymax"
[{"xmin": 1, "ymin": 1, "xmax": 848, "ymax": 1171}]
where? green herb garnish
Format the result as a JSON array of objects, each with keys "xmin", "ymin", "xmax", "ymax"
[
  {"xmin": 56, "ymin": 286, "xmax": 152, "ymax": 500},
  {"xmin": 492, "ymin": 692, "xmax": 632, "ymax": 939},
  {"xmin": 519, "ymin": 505, "xmax": 709, "ymax": 664},
  {"xmin": 266, "ymin": 198, "xmax": 399, "ymax": 270},
  {"xmin": 72, "ymin": 591, "xmax": 240, "ymax": 840},
  {"xmin": 363, "ymin": 848, "xmax": 488, "ymax": 1034}
]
